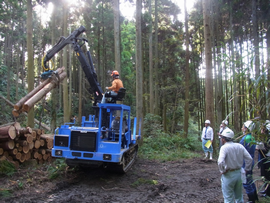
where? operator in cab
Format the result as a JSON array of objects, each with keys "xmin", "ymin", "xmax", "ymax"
[{"xmin": 105, "ymin": 70, "xmax": 124, "ymax": 96}]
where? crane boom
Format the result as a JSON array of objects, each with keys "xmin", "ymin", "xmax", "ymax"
[{"xmin": 42, "ymin": 26, "xmax": 103, "ymax": 105}]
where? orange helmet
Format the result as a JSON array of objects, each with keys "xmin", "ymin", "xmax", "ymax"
[{"xmin": 111, "ymin": 70, "xmax": 119, "ymax": 77}]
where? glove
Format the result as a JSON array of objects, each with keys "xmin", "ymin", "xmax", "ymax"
[{"xmin": 105, "ymin": 87, "xmax": 109, "ymax": 90}]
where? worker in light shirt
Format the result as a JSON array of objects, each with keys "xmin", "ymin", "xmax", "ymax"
[
  {"xmin": 217, "ymin": 120, "xmax": 229, "ymax": 149},
  {"xmin": 201, "ymin": 120, "xmax": 214, "ymax": 159},
  {"xmin": 218, "ymin": 128, "xmax": 253, "ymax": 203}
]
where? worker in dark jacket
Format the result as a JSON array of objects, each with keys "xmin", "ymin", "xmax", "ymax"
[
  {"xmin": 257, "ymin": 121, "xmax": 270, "ymax": 197},
  {"xmin": 240, "ymin": 120, "xmax": 258, "ymax": 203},
  {"xmin": 106, "ymin": 70, "xmax": 123, "ymax": 95}
]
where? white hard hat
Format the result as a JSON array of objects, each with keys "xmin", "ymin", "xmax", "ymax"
[
  {"xmin": 205, "ymin": 120, "xmax": 211, "ymax": 124},
  {"xmin": 222, "ymin": 120, "xmax": 228, "ymax": 125},
  {"xmin": 221, "ymin": 128, "xmax": 234, "ymax": 139},
  {"xmin": 266, "ymin": 123, "xmax": 270, "ymax": 132},
  {"xmin": 244, "ymin": 120, "xmax": 254, "ymax": 132}
]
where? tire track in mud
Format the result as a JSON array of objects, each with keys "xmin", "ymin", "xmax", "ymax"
[{"xmin": 1, "ymin": 158, "xmax": 227, "ymax": 203}]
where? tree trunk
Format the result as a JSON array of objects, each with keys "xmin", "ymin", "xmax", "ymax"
[
  {"xmin": 267, "ymin": 25, "xmax": 270, "ymax": 118},
  {"xmin": 114, "ymin": 0, "xmax": 121, "ymax": 74},
  {"xmin": 63, "ymin": 4, "xmax": 69, "ymax": 123},
  {"xmin": 136, "ymin": 0, "xmax": 143, "ymax": 136},
  {"xmin": 154, "ymin": 0, "xmax": 158, "ymax": 115},
  {"xmin": 183, "ymin": 0, "xmax": 190, "ymax": 138},
  {"xmin": 229, "ymin": 1, "xmax": 239, "ymax": 131},
  {"xmin": 50, "ymin": 9, "xmax": 57, "ymax": 133},
  {"xmin": 149, "ymin": 0, "xmax": 154, "ymax": 114},
  {"xmin": 203, "ymin": 0, "xmax": 214, "ymax": 135},
  {"xmin": 27, "ymin": 0, "xmax": 34, "ymax": 128}
]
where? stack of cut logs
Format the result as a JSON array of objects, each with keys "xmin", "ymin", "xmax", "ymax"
[{"xmin": 0, "ymin": 122, "xmax": 55, "ymax": 167}]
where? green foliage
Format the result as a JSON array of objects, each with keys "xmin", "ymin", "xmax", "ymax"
[
  {"xmin": 131, "ymin": 178, "xmax": 158, "ymax": 187},
  {"xmin": 0, "ymin": 160, "xmax": 17, "ymax": 177},
  {"xmin": 47, "ymin": 158, "xmax": 68, "ymax": 180},
  {"xmin": 139, "ymin": 132, "xmax": 201, "ymax": 161},
  {"xmin": 143, "ymin": 113, "xmax": 163, "ymax": 137},
  {"xmin": 0, "ymin": 189, "xmax": 12, "ymax": 198},
  {"xmin": 17, "ymin": 181, "xmax": 24, "ymax": 189}
]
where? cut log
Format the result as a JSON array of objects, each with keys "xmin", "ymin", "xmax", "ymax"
[
  {"xmin": 12, "ymin": 109, "xmax": 21, "ymax": 117},
  {"xmin": 33, "ymin": 151, "xmax": 39, "ymax": 159},
  {"xmin": 37, "ymin": 153, "xmax": 42, "ymax": 160},
  {"xmin": 25, "ymin": 151, "xmax": 31, "ymax": 160},
  {"xmin": 28, "ymin": 142, "xmax": 34, "ymax": 150},
  {"xmin": 40, "ymin": 139, "xmax": 45, "ymax": 147},
  {"xmin": 20, "ymin": 153, "xmax": 26, "ymax": 163},
  {"xmin": 40, "ymin": 134, "xmax": 54, "ymax": 142},
  {"xmin": 22, "ymin": 144, "xmax": 29, "ymax": 153},
  {"xmin": 32, "ymin": 128, "xmax": 42, "ymax": 135},
  {"xmin": 14, "ymin": 67, "xmax": 65, "ymax": 111},
  {"xmin": 23, "ymin": 71, "xmax": 67, "ymax": 112},
  {"xmin": 13, "ymin": 122, "xmax": 21, "ymax": 135},
  {"xmin": 8, "ymin": 148, "xmax": 18, "ymax": 155},
  {"xmin": 23, "ymin": 134, "xmax": 33, "ymax": 144},
  {"xmin": 14, "ymin": 152, "xmax": 21, "ymax": 160},
  {"xmin": 38, "ymin": 149, "xmax": 46, "ymax": 155},
  {"xmin": 43, "ymin": 154, "xmax": 48, "ymax": 160},
  {"xmin": 3, "ymin": 151, "xmax": 9, "ymax": 158},
  {"xmin": 34, "ymin": 140, "xmax": 41, "ymax": 149},
  {"xmin": 17, "ymin": 140, "xmax": 28, "ymax": 146},
  {"xmin": 0, "ymin": 125, "xmax": 16, "ymax": 140},
  {"xmin": 19, "ymin": 127, "xmax": 33, "ymax": 136},
  {"xmin": 47, "ymin": 141, "xmax": 53, "ymax": 149},
  {"xmin": 0, "ymin": 140, "xmax": 15, "ymax": 150},
  {"xmin": 31, "ymin": 131, "xmax": 37, "ymax": 140}
]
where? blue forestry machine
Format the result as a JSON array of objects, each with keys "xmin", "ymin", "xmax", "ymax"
[{"xmin": 42, "ymin": 26, "xmax": 140, "ymax": 173}]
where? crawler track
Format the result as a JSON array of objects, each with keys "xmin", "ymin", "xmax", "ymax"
[{"xmin": 108, "ymin": 143, "xmax": 138, "ymax": 173}]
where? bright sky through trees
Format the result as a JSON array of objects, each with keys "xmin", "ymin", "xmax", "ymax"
[
  {"xmin": 120, "ymin": 0, "xmax": 197, "ymax": 21},
  {"xmin": 35, "ymin": 0, "xmax": 197, "ymax": 25}
]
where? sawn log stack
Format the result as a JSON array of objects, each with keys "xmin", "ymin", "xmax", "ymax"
[{"xmin": 0, "ymin": 122, "xmax": 54, "ymax": 167}]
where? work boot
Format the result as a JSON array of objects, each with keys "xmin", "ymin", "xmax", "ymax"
[
  {"xmin": 247, "ymin": 192, "xmax": 258, "ymax": 203},
  {"xmin": 204, "ymin": 152, "xmax": 208, "ymax": 159},
  {"xmin": 210, "ymin": 153, "xmax": 213, "ymax": 160}
]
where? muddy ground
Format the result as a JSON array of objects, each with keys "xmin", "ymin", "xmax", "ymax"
[{"xmin": 0, "ymin": 154, "xmax": 265, "ymax": 203}]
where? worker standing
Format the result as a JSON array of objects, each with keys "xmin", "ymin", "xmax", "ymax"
[
  {"xmin": 217, "ymin": 120, "xmax": 229, "ymax": 148},
  {"xmin": 105, "ymin": 70, "xmax": 123, "ymax": 96},
  {"xmin": 201, "ymin": 120, "xmax": 214, "ymax": 159},
  {"xmin": 257, "ymin": 121, "xmax": 270, "ymax": 197},
  {"xmin": 218, "ymin": 128, "xmax": 253, "ymax": 203},
  {"xmin": 240, "ymin": 120, "xmax": 258, "ymax": 203}
]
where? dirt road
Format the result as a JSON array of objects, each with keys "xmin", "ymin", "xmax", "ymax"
[{"xmin": 0, "ymin": 157, "xmax": 263, "ymax": 203}]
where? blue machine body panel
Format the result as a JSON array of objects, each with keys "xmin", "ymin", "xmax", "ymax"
[{"xmin": 52, "ymin": 103, "xmax": 138, "ymax": 165}]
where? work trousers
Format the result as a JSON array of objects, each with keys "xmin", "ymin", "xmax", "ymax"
[
  {"xmin": 261, "ymin": 156, "xmax": 270, "ymax": 196},
  {"xmin": 202, "ymin": 139, "xmax": 213, "ymax": 153},
  {"xmin": 221, "ymin": 169, "xmax": 244, "ymax": 203},
  {"xmin": 243, "ymin": 170, "xmax": 257, "ymax": 196}
]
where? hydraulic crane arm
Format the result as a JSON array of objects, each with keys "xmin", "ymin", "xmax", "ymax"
[{"xmin": 42, "ymin": 25, "xmax": 103, "ymax": 105}]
